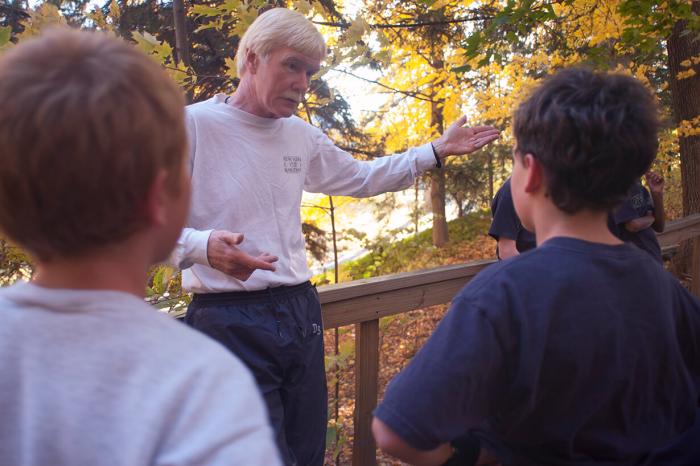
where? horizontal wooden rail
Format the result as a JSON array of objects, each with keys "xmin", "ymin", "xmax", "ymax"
[
  {"xmin": 318, "ymin": 259, "xmax": 494, "ymax": 329},
  {"xmin": 318, "ymin": 213, "xmax": 700, "ymax": 465},
  {"xmin": 657, "ymin": 213, "xmax": 700, "ymax": 247}
]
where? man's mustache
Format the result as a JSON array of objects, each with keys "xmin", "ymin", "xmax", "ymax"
[{"xmin": 282, "ymin": 94, "xmax": 303, "ymax": 104}]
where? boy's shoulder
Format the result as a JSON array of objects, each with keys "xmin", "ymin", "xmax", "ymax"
[
  {"xmin": 456, "ymin": 237, "xmax": 673, "ymax": 307},
  {"xmin": 0, "ymin": 284, "xmax": 278, "ymax": 466},
  {"xmin": 0, "ymin": 282, "xmax": 238, "ymax": 371},
  {"xmin": 453, "ymin": 249, "xmax": 533, "ymax": 303}
]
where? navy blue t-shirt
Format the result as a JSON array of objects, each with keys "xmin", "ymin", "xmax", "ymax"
[
  {"xmin": 489, "ymin": 179, "xmax": 536, "ymax": 258},
  {"xmin": 375, "ymin": 237, "xmax": 700, "ymax": 465},
  {"xmin": 610, "ymin": 182, "xmax": 662, "ymax": 263}
]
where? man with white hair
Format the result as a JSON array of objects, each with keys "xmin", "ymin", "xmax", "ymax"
[{"xmin": 171, "ymin": 7, "xmax": 499, "ymax": 465}]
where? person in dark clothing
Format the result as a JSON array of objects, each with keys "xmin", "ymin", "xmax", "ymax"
[
  {"xmin": 489, "ymin": 177, "xmax": 536, "ymax": 259},
  {"xmin": 372, "ymin": 68, "xmax": 700, "ymax": 466},
  {"xmin": 609, "ymin": 171, "xmax": 665, "ymax": 262}
]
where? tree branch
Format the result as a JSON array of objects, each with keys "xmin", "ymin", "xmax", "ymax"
[
  {"xmin": 313, "ymin": 13, "xmax": 493, "ymax": 30},
  {"xmin": 0, "ymin": 4, "xmax": 31, "ymax": 17},
  {"xmin": 331, "ymin": 68, "xmax": 434, "ymax": 102}
]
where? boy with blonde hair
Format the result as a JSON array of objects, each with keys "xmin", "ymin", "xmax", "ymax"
[{"xmin": 0, "ymin": 29, "xmax": 280, "ymax": 466}]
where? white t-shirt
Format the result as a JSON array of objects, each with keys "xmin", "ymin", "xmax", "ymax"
[
  {"xmin": 171, "ymin": 95, "xmax": 436, "ymax": 292},
  {"xmin": 0, "ymin": 282, "xmax": 281, "ymax": 466}
]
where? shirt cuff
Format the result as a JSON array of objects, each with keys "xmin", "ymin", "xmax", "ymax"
[
  {"xmin": 189, "ymin": 229, "xmax": 213, "ymax": 268},
  {"xmin": 415, "ymin": 143, "xmax": 439, "ymax": 173}
]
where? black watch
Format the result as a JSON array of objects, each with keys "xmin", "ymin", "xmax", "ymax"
[
  {"xmin": 430, "ymin": 142, "xmax": 442, "ymax": 168},
  {"xmin": 440, "ymin": 433, "xmax": 481, "ymax": 466}
]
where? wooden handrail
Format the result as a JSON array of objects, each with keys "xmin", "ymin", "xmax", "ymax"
[
  {"xmin": 318, "ymin": 213, "xmax": 700, "ymax": 465},
  {"xmin": 657, "ymin": 213, "xmax": 700, "ymax": 247},
  {"xmin": 319, "ymin": 259, "xmax": 494, "ymax": 329}
]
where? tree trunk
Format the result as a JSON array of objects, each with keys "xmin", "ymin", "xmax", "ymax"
[
  {"xmin": 430, "ymin": 169, "xmax": 448, "ymax": 247},
  {"xmin": 414, "ymin": 178, "xmax": 420, "ymax": 235},
  {"xmin": 430, "ymin": 55, "xmax": 448, "ymax": 247},
  {"xmin": 488, "ymin": 150, "xmax": 494, "ymax": 202},
  {"xmin": 172, "ymin": 0, "xmax": 191, "ymax": 67},
  {"xmin": 172, "ymin": 0, "xmax": 192, "ymax": 102},
  {"xmin": 329, "ymin": 196, "xmax": 339, "ymax": 284},
  {"xmin": 667, "ymin": 1, "xmax": 700, "ymax": 275},
  {"xmin": 486, "ymin": 73, "xmax": 495, "ymax": 202}
]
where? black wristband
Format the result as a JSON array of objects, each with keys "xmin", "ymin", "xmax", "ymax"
[
  {"xmin": 430, "ymin": 142, "xmax": 442, "ymax": 168},
  {"xmin": 440, "ymin": 433, "xmax": 481, "ymax": 466}
]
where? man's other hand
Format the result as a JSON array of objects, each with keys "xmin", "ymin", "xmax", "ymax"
[
  {"xmin": 645, "ymin": 171, "xmax": 665, "ymax": 196},
  {"xmin": 207, "ymin": 230, "xmax": 278, "ymax": 281}
]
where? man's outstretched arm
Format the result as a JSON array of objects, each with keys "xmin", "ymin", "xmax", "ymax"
[{"xmin": 306, "ymin": 117, "xmax": 500, "ymax": 198}]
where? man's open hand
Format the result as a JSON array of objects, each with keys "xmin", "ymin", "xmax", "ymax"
[
  {"xmin": 207, "ymin": 230, "xmax": 278, "ymax": 281},
  {"xmin": 431, "ymin": 115, "xmax": 500, "ymax": 159}
]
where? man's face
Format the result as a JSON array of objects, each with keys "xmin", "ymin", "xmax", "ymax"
[{"xmin": 248, "ymin": 46, "xmax": 321, "ymax": 118}]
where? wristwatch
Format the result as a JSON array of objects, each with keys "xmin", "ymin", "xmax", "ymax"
[
  {"xmin": 430, "ymin": 142, "xmax": 443, "ymax": 168},
  {"xmin": 440, "ymin": 433, "xmax": 481, "ymax": 466}
]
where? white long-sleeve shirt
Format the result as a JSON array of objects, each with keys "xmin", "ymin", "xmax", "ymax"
[{"xmin": 171, "ymin": 94, "xmax": 436, "ymax": 292}]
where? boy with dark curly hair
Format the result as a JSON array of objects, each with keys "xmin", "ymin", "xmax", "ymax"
[{"xmin": 372, "ymin": 68, "xmax": 700, "ymax": 465}]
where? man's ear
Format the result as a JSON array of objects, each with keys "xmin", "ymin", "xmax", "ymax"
[
  {"xmin": 245, "ymin": 49, "xmax": 259, "ymax": 75},
  {"xmin": 522, "ymin": 153, "xmax": 544, "ymax": 194},
  {"xmin": 144, "ymin": 169, "xmax": 169, "ymax": 227}
]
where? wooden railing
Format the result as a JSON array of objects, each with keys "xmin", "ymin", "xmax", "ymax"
[{"xmin": 317, "ymin": 213, "xmax": 700, "ymax": 465}]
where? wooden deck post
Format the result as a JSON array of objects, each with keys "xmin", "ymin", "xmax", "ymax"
[
  {"xmin": 352, "ymin": 319, "xmax": 379, "ymax": 466},
  {"xmin": 691, "ymin": 237, "xmax": 700, "ymax": 299}
]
